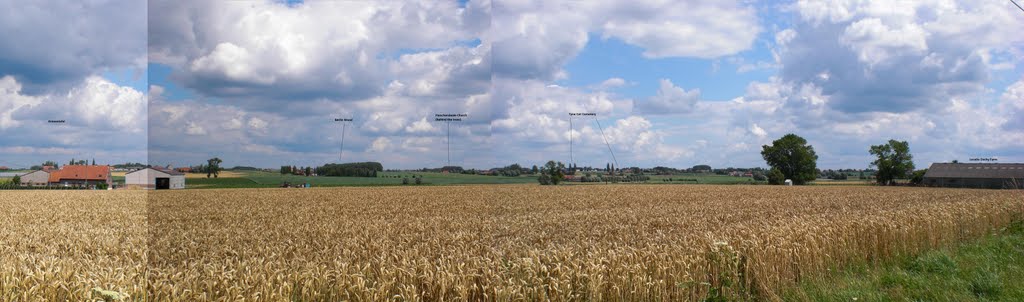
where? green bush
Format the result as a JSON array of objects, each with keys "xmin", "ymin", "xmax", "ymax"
[
  {"xmin": 537, "ymin": 174, "xmax": 552, "ymax": 185},
  {"xmin": 909, "ymin": 169, "xmax": 928, "ymax": 185},
  {"xmin": 767, "ymin": 168, "xmax": 785, "ymax": 185}
]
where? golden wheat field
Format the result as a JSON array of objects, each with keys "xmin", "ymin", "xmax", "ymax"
[
  {"xmin": 0, "ymin": 190, "xmax": 147, "ymax": 301},
  {"xmin": 2, "ymin": 185, "xmax": 1022, "ymax": 301}
]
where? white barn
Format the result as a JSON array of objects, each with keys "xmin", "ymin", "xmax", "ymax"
[
  {"xmin": 125, "ymin": 167, "xmax": 185, "ymax": 189},
  {"xmin": 19, "ymin": 170, "xmax": 50, "ymax": 186}
]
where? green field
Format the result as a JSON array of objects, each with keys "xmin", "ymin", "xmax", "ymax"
[
  {"xmin": 0, "ymin": 170, "xmax": 29, "ymax": 184},
  {"xmin": 786, "ymin": 220, "xmax": 1024, "ymax": 301},
  {"xmin": 181, "ymin": 171, "xmax": 783, "ymax": 189},
  {"xmin": 186, "ymin": 171, "xmax": 538, "ymax": 189}
]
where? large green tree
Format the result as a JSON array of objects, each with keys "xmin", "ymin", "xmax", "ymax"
[
  {"xmin": 206, "ymin": 157, "xmax": 222, "ymax": 178},
  {"xmin": 869, "ymin": 139, "xmax": 914, "ymax": 186},
  {"xmin": 539, "ymin": 161, "xmax": 565, "ymax": 185},
  {"xmin": 761, "ymin": 134, "xmax": 818, "ymax": 185}
]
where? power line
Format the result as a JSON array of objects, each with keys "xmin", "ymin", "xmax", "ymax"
[
  {"xmin": 592, "ymin": 116, "xmax": 618, "ymax": 168},
  {"xmin": 447, "ymin": 122, "xmax": 451, "ymax": 166},
  {"xmin": 333, "ymin": 118, "xmax": 353, "ymax": 162},
  {"xmin": 340, "ymin": 122, "xmax": 346, "ymax": 161},
  {"xmin": 1013, "ymin": 0, "xmax": 1024, "ymax": 14},
  {"xmin": 569, "ymin": 115, "xmax": 574, "ymax": 166}
]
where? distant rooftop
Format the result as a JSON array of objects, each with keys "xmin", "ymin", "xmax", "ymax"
[{"xmin": 924, "ymin": 163, "xmax": 1024, "ymax": 179}]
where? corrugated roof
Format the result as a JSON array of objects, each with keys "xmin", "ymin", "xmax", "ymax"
[
  {"xmin": 923, "ymin": 163, "xmax": 1024, "ymax": 179},
  {"xmin": 49, "ymin": 165, "xmax": 110, "ymax": 182},
  {"xmin": 151, "ymin": 167, "xmax": 185, "ymax": 176},
  {"xmin": 125, "ymin": 167, "xmax": 185, "ymax": 176}
]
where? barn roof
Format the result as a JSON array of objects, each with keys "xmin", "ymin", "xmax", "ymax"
[
  {"xmin": 152, "ymin": 167, "xmax": 185, "ymax": 176},
  {"xmin": 923, "ymin": 163, "xmax": 1024, "ymax": 179},
  {"xmin": 49, "ymin": 165, "xmax": 110, "ymax": 182},
  {"xmin": 125, "ymin": 167, "xmax": 185, "ymax": 176}
]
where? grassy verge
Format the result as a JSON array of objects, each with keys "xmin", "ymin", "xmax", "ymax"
[{"xmin": 784, "ymin": 219, "xmax": 1024, "ymax": 301}]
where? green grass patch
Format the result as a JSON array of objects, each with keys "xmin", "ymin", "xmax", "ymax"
[
  {"xmin": 186, "ymin": 177, "xmax": 265, "ymax": 189},
  {"xmin": 785, "ymin": 220, "xmax": 1024, "ymax": 301}
]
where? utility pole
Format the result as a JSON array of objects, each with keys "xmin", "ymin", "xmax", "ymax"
[
  {"xmin": 434, "ymin": 113, "xmax": 466, "ymax": 167},
  {"xmin": 334, "ymin": 118, "xmax": 353, "ymax": 162}
]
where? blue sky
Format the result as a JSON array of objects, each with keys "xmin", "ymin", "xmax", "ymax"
[
  {"xmin": 559, "ymin": 33, "xmax": 778, "ymax": 102},
  {"xmin": 0, "ymin": 0, "xmax": 147, "ymax": 168},
  {"xmin": 147, "ymin": 63, "xmax": 193, "ymax": 101},
  {"xmin": 2, "ymin": 0, "xmax": 1023, "ymax": 171}
]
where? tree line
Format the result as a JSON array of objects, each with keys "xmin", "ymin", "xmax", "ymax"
[
  {"xmin": 532, "ymin": 133, "xmax": 922, "ymax": 187},
  {"xmin": 314, "ymin": 162, "xmax": 384, "ymax": 177},
  {"xmin": 759, "ymin": 134, "xmax": 918, "ymax": 186}
]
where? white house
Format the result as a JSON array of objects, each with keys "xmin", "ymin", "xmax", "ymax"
[
  {"xmin": 19, "ymin": 170, "xmax": 50, "ymax": 186},
  {"xmin": 125, "ymin": 167, "xmax": 185, "ymax": 189}
]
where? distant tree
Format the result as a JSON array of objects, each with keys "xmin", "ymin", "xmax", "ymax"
[
  {"xmin": 402, "ymin": 177, "xmax": 410, "ymax": 185},
  {"xmin": 207, "ymin": 157, "xmax": 222, "ymax": 178},
  {"xmin": 315, "ymin": 162, "xmax": 383, "ymax": 177},
  {"xmin": 38, "ymin": 161, "xmax": 59, "ymax": 170},
  {"xmin": 305, "ymin": 167, "xmax": 312, "ymax": 176},
  {"xmin": 532, "ymin": 165, "xmax": 539, "ymax": 174},
  {"xmin": 70, "ymin": 158, "xmax": 75, "ymax": 165},
  {"xmin": 692, "ymin": 165, "xmax": 712, "ymax": 172},
  {"xmin": 91, "ymin": 158, "xmax": 95, "ymax": 165},
  {"xmin": 951, "ymin": 159, "xmax": 959, "ymax": 164},
  {"xmin": 870, "ymin": 139, "xmax": 914, "ymax": 186},
  {"xmin": 415, "ymin": 177, "xmax": 422, "ymax": 185},
  {"xmin": 767, "ymin": 168, "xmax": 785, "ymax": 185},
  {"xmin": 909, "ymin": 169, "xmax": 928, "ymax": 185},
  {"xmin": 752, "ymin": 172, "xmax": 767, "ymax": 181},
  {"xmin": 761, "ymin": 134, "xmax": 818, "ymax": 185},
  {"xmin": 280, "ymin": 166, "xmax": 291, "ymax": 174},
  {"xmin": 539, "ymin": 160, "xmax": 565, "ymax": 185},
  {"xmin": 537, "ymin": 174, "xmax": 552, "ymax": 185},
  {"xmin": 859, "ymin": 170, "xmax": 866, "ymax": 179},
  {"xmin": 12, "ymin": 175, "xmax": 21, "ymax": 185}
]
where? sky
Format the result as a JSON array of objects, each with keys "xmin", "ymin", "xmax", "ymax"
[{"xmin": 1, "ymin": 0, "xmax": 1023, "ymax": 170}]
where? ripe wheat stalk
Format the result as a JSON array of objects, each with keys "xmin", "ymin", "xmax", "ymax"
[{"xmin": 2, "ymin": 185, "xmax": 1021, "ymax": 301}]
